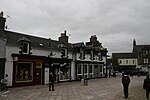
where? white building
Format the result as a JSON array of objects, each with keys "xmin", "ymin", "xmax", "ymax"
[{"xmin": 0, "ymin": 12, "xmax": 107, "ymax": 87}]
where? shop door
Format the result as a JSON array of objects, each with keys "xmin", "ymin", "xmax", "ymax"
[{"xmin": 36, "ymin": 68, "xmax": 42, "ymax": 84}]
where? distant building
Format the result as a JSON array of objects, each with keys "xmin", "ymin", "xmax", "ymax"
[
  {"xmin": 112, "ymin": 53, "xmax": 137, "ymax": 72},
  {"xmin": 133, "ymin": 39, "xmax": 150, "ymax": 72},
  {"xmin": 112, "ymin": 39, "xmax": 150, "ymax": 73}
]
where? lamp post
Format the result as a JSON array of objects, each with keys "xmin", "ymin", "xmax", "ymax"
[{"xmin": 48, "ymin": 52, "xmax": 55, "ymax": 91}]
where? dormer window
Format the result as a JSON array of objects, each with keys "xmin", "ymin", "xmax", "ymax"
[
  {"xmin": 22, "ymin": 42, "xmax": 29, "ymax": 54},
  {"xmin": 18, "ymin": 37, "xmax": 32, "ymax": 55}
]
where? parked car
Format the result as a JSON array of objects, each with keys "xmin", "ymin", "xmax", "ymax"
[{"xmin": 139, "ymin": 71, "xmax": 148, "ymax": 76}]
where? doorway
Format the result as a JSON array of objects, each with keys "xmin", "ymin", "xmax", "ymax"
[{"xmin": 36, "ymin": 62, "xmax": 42, "ymax": 85}]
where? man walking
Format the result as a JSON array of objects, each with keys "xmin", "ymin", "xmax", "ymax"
[
  {"xmin": 49, "ymin": 72, "xmax": 55, "ymax": 91},
  {"xmin": 143, "ymin": 74, "xmax": 150, "ymax": 100},
  {"xmin": 122, "ymin": 74, "xmax": 131, "ymax": 99}
]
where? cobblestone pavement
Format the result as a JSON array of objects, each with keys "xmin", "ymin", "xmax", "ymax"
[{"xmin": 2, "ymin": 76, "xmax": 146, "ymax": 100}]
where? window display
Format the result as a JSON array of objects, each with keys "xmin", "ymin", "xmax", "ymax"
[
  {"xmin": 59, "ymin": 68, "xmax": 69, "ymax": 81},
  {"xmin": 16, "ymin": 62, "xmax": 33, "ymax": 83}
]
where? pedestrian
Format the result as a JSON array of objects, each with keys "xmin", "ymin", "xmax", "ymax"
[
  {"xmin": 109, "ymin": 70, "xmax": 111, "ymax": 78},
  {"xmin": 143, "ymin": 74, "xmax": 150, "ymax": 100},
  {"xmin": 122, "ymin": 74, "xmax": 131, "ymax": 99},
  {"xmin": 49, "ymin": 72, "xmax": 55, "ymax": 91},
  {"xmin": 2, "ymin": 74, "xmax": 8, "ymax": 90}
]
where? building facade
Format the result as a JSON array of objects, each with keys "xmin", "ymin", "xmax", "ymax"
[
  {"xmin": 133, "ymin": 39, "xmax": 150, "ymax": 73},
  {"xmin": 112, "ymin": 39, "xmax": 150, "ymax": 74},
  {"xmin": 0, "ymin": 12, "xmax": 108, "ymax": 87},
  {"xmin": 112, "ymin": 53, "xmax": 138, "ymax": 72}
]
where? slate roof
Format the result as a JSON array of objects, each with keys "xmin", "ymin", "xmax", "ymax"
[
  {"xmin": 112, "ymin": 53, "xmax": 137, "ymax": 58},
  {"xmin": 134, "ymin": 45, "xmax": 150, "ymax": 51},
  {"xmin": 4, "ymin": 30, "xmax": 73, "ymax": 51},
  {"xmin": 86, "ymin": 41, "xmax": 102, "ymax": 47}
]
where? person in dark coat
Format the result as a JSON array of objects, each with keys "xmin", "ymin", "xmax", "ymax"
[
  {"xmin": 49, "ymin": 72, "xmax": 55, "ymax": 91},
  {"xmin": 122, "ymin": 74, "xmax": 131, "ymax": 98},
  {"xmin": 143, "ymin": 75, "xmax": 150, "ymax": 100}
]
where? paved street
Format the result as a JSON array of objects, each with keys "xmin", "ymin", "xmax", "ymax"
[{"xmin": 2, "ymin": 76, "xmax": 147, "ymax": 100}]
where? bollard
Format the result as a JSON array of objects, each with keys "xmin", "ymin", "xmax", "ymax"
[{"xmin": 81, "ymin": 79, "xmax": 84, "ymax": 85}]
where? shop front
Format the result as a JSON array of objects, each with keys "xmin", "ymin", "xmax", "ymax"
[
  {"xmin": 76, "ymin": 61, "xmax": 104, "ymax": 80},
  {"xmin": 46, "ymin": 58, "xmax": 71, "ymax": 83},
  {"xmin": 12, "ymin": 54, "xmax": 45, "ymax": 87}
]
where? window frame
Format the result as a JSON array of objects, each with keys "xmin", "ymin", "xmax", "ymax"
[{"xmin": 15, "ymin": 62, "xmax": 33, "ymax": 83}]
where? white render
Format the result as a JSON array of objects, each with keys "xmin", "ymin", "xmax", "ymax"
[
  {"xmin": 118, "ymin": 58, "xmax": 138, "ymax": 67},
  {"xmin": 5, "ymin": 46, "xmax": 18, "ymax": 86},
  {"xmin": 44, "ymin": 68, "xmax": 49, "ymax": 84},
  {"xmin": 4, "ymin": 45, "xmax": 75, "ymax": 86}
]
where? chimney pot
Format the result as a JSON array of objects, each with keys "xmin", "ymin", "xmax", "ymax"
[{"xmin": 0, "ymin": 11, "xmax": 4, "ymax": 17}]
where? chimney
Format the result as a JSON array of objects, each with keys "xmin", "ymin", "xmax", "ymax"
[
  {"xmin": 90, "ymin": 35, "xmax": 97, "ymax": 43},
  {"xmin": 133, "ymin": 39, "xmax": 136, "ymax": 47},
  {"xmin": 59, "ymin": 30, "xmax": 69, "ymax": 44},
  {"xmin": 0, "ymin": 11, "xmax": 6, "ymax": 30}
]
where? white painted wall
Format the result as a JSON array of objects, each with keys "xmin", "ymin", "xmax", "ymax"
[
  {"xmin": 32, "ymin": 48, "xmax": 72, "ymax": 59},
  {"xmin": 5, "ymin": 61, "xmax": 13, "ymax": 86},
  {"xmin": 5, "ymin": 46, "xmax": 18, "ymax": 86},
  {"xmin": 5, "ymin": 45, "xmax": 106, "ymax": 86},
  {"xmin": 5, "ymin": 45, "xmax": 73, "ymax": 86},
  {"xmin": 44, "ymin": 68, "xmax": 49, "ymax": 84},
  {"xmin": 71, "ymin": 61, "xmax": 76, "ymax": 80},
  {"xmin": 118, "ymin": 58, "xmax": 138, "ymax": 67}
]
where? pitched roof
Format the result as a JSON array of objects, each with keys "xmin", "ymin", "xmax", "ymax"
[
  {"xmin": 134, "ymin": 45, "xmax": 150, "ymax": 51},
  {"xmin": 4, "ymin": 30, "xmax": 73, "ymax": 51},
  {"xmin": 112, "ymin": 53, "xmax": 137, "ymax": 58}
]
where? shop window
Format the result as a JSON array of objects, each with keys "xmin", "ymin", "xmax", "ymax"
[
  {"xmin": 59, "ymin": 68, "xmax": 69, "ymax": 81},
  {"xmin": 94, "ymin": 65, "xmax": 98, "ymax": 77},
  {"xmin": 89, "ymin": 65, "xmax": 92, "ymax": 73},
  {"xmin": 16, "ymin": 62, "xmax": 33, "ymax": 83},
  {"xmin": 84, "ymin": 64, "xmax": 87, "ymax": 73},
  {"xmin": 99, "ymin": 65, "xmax": 103, "ymax": 72},
  {"xmin": 77, "ymin": 64, "xmax": 81, "ymax": 74}
]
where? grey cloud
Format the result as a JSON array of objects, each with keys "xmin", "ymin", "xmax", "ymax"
[{"xmin": 1, "ymin": 0, "xmax": 150, "ymax": 55}]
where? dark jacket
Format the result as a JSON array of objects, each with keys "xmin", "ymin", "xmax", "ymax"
[
  {"xmin": 49, "ymin": 73, "xmax": 54, "ymax": 83},
  {"xmin": 122, "ymin": 75, "xmax": 130, "ymax": 86},
  {"xmin": 143, "ymin": 78, "xmax": 150, "ymax": 90}
]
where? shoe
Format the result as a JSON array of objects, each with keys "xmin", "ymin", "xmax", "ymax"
[
  {"xmin": 52, "ymin": 89, "xmax": 55, "ymax": 91},
  {"xmin": 125, "ymin": 95, "xmax": 128, "ymax": 99}
]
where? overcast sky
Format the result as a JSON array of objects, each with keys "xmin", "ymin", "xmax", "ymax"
[{"xmin": 1, "ymin": 0, "xmax": 150, "ymax": 55}]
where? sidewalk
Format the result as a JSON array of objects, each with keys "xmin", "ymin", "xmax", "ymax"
[
  {"xmin": 1, "ymin": 76, "xmax": 146, "ymax": 100},
  {"xmin": 113, "ymin": 85, "xmax": 146, "ymax": 100}
]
